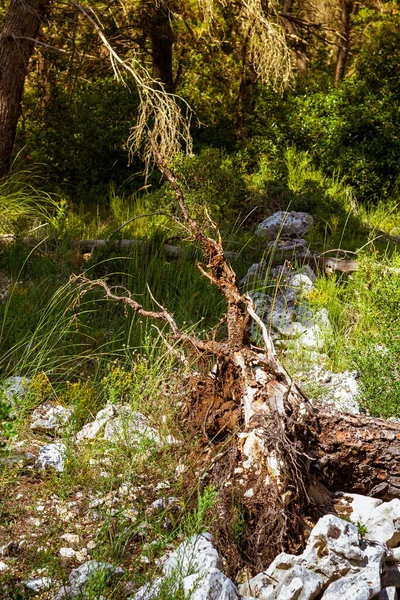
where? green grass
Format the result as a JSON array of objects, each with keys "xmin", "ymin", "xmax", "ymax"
[{"xmin": 1, "ymin": 155, "xmax": 400, "ymax": 596}]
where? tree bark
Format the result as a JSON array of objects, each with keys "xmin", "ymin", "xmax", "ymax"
[
  {"xmin": 281, "ymin": 0, "xmax": 308, "ymax": 76},
  {"xmin": 334, "ymin": 0, "xmax": 353, "ymax": 86},
  {"xmin": 150, "ymin": 2, "xmax": 174, "ymax": 93},
  {"xmin": 315, "ymin": 411, "xmax": 400, "ymax": 501},
  {"xmin": 0, "ymin": 0, "xmax": 48, "ymax": 177}
]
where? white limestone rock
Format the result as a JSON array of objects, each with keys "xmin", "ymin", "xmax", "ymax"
[
  {"xmin": 104, "ymin": 409, "xmax": 162, "ymax": 446},
  {"xmin": 30, "ymin": 401, "xmax": 72, "ymax": 432},
  {"xmin": 24, "ymin": 577, "xmax": 54, "ymax": 593},
  {"xmin": 36, "ymin": 442, "xmax": 66, "ymax": 472},
  {"xmin": 378, "ymin": 589, "xmax": 398, "ymax": 600},
  {"xmin": 266, "ymin": 238, "xmax": 312, "ymax": 258},
  {"xmin": 306, "ymin": 515, "xmax": 364, "ymax": 561},
  {"xmin": 320, "ymin": 544, "xmax": 386, "ymax": 600},
  {"xmin": 336, "ymin": 493, "xmax": 383, "ymax": 525},
  {"xmin": 363, "ymin": 499, "xmax": 400, "ymax": 547},
  {"xmin": 132, "ymin": 533, "xmax": 229, "ymax": 600},
  {"xmin": 284, "ymin": 273, "xmax": 315, "ymax": 302},
  {"xmin": 183, "ymin": 567, "xmax": 241, "ymax": 600},
  {"xmin": 0, "ymin": 376, "xmax": 30, "ymax": 401},
  {"xmin": 76, "ymin": 404, "xmax": 117, "ymax": 442},
  {"xmin": 268, "ymin": 565, "xmax": 323, "ymax": 600},
  {"xmin": 59, "ymin": 547, "xmax": 76, "ymax": 558},
  {"xmin": 296, "ymin": 366, "xmax": 361, "ymax": 414},
  {"xmin": 0, "ymin": 561, "xmax": 9, "ymax": 572},
  {"xmin": 54, "ymin": 561, "xmax": 124, "ymax": 599},
  {"xmin": 60, "ymin": 533, "xmax": 80, "ymax": 548},
  {"xmin": 255, "ymin": 212, "xmax": 313, "ymax": 240},
  {"xmin": 163, "ymin": 532, "xmax": 222, "ymax": 577}
]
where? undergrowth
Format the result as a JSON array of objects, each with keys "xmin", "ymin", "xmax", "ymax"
[{"xmin": 0, "ymin": 152, "xmax": 400, "ymax": 596}]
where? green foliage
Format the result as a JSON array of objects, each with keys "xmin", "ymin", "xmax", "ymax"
[
  {"xmin": 347, "ymin": 255, "xmax": 400, "ymax": 417},
  {"xmin": 183, "ymin": 485, "xmax": 219, "ymax": 536},
  {"xmin": 0, "ymin": 168, "xmax": 57, "ymax": 234},
  {"xmin": 0, "ymin": 391, "xmax": 16, "ymax": 449},
  {"xmin": 20, "ymin": 78, "xmax": 141, "ymax": 202}
]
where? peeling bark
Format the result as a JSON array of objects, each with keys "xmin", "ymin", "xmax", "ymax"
[{"xmin": 316, "ymin": 411, "xmax": 400, "ymax": 501}]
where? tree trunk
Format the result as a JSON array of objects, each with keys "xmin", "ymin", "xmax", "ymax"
[
  {"xmin": 281, "ymin": 0, "xmax": 308, "ymax": 76},
  {"xmin": 150, "ymin": 2, "xmax": 174, "ymax": 93},
  {"xmin": 235, "ymin": 41, "xmax": 257, "ymax": 140},
  {"xmin": 315, "ymin": 411, "xmax": 400, "ymax": 501},
  {"xmin": 334, "ymin": 0, "xmax": 353, "ymax": 86},
  {"xmin": 0, "ymin": 0, "xmax": 48, "ymax": 177}
]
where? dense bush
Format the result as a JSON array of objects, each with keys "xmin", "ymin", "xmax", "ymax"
[{"xmin": 19, "ymin": 78, "xmax": 141, "ymax": 202}]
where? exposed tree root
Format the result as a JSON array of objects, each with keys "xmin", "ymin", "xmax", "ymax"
[{"xmin": 70, "ymin": 142, "xmax": 400, "ymax": 576}]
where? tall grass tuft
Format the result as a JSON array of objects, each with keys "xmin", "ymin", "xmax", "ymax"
[{"xmin": 0, "ymin": 167, "xmax": 58, "ymax": 234}]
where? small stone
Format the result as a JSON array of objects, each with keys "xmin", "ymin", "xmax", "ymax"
[
  {"xmin": 150, "ymin": 497, "xmax": 180, "ymax": 512},
  {"xmin": 0, "ymin": 541, "xmax": 18, "ymax": 556},
  {"xmin": 60, "ymin": 533, "xmax": 80, "ymax": 547},
  {"xmin": 0, "ymin": 561, "xmax": 9, "ymax": 572},
  {"xmin": 59, "ymin": 547, "xmax": 76, "ymax": 558},
  {"xmin": 75, "ymin": 549, "xmax": 89, "ymax": 562},
  {"xmin": 24, "ymin": 577, "xmax": 53, "ymax": 593},
  {"xmin": 36, "ymin": 442, "xmax": 66, "ymax": 472}
]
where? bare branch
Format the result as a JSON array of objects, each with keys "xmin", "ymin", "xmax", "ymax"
[
  {"xmin": 70, "ymin": 274, "xmax": 227, "ymax": 356},
  {"xmin": 68, "ymin": 0, "xmax": 194, "ymax": 178}
]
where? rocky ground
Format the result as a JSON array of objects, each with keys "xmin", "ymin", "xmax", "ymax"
[{"xmin": 0, "ymin": 211, "xmax": 397, "ymax": 599}]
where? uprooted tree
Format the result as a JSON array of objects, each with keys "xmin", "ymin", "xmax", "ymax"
[{"xmin": 72, "ymin": 143, "xmax": 400, "ymax": 572}]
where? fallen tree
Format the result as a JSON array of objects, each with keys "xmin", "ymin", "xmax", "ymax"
[{"xmin": 71, "ymin": 142, "xmax": 400, "ymax": 573}]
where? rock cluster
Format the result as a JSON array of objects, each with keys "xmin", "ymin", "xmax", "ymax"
[
  {"xmin": 243, "ymin": 211, "xmax": 361, "ymax": 414},
  {"xmin": 255, "ymin": 211, "xmax": 313, "ymax": 259},
  {"xmin": 130, "ymin": 499, "xmax": 400, "ymax": 600},
  {"xmin": 76, "ymin": 402, "xmax": 177, "ymax": 447}
]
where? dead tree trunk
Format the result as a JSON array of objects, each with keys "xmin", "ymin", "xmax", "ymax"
[
  {"xmin": 0, "ymin": 0, "xmax": 48, "ymax": 176},
  {"xmin": 71, "ymin": 140, "xmax": 400, "ymax": 571}
]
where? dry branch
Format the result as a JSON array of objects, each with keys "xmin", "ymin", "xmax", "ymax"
[{"xmin": 70, "ymin": 146, "xmax": 400, "ymax": 571}]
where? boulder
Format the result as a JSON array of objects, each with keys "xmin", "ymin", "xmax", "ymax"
[
  {"xmin": 183, "ymin": 568, "xmax": 241, "ymax": 600},
  {"xmin": 255, "ymin": 212, "xmax": 313, "ymax": 240},
  {"xmin": 132, "ymin": 533, "xmax": 238, "ymax": 600},
  {"xmin": 336, "ymin": 493, "xmax": 383, "ymax": 525},
  {"xmin": 305, "ymin": 515, "xmax": 364, "ymax": 561},
  {"xmin": 363, "ymin": 499, "xmax": 400, "ymax": 547}
]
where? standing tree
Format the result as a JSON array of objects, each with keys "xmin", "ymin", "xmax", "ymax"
[
  {"xmin": 0, "ymin": 0, "xmax": 48, "ymax": 176},
  {"xmin": 334, "ymin": 0, "xmax": 354, "ymax": 85}
]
